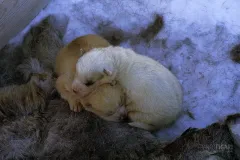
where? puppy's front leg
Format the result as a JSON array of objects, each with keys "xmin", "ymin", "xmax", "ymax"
[
  {"xmin": 68, "ymin": 98, "xmax": 83, "ymax": 112},
  {"xmin": 82, "ymin": 72, "xmax": 117, "ymax": 97},
  {"xmin": 86, "ymin": 77, "xmax": 116, "ymax": 94}
]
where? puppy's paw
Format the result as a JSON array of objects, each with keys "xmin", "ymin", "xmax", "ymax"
[
  {"xmin": 110, "ymin": 80, "xmax": 117, "ymax": 86},
  {"xmin": 99, "ymin": 77, "xmax": 116, "ymax": 86},
  {"xmin": 118, "ymin": 106, "xmax": 128, "ymax": 122},
  {"xmin": 69, "ymin": 100, "xmax": 83, "ymax": 112}
]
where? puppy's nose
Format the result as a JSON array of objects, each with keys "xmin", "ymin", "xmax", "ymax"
[
  {"xmin": 119, "ymin": 115, "xmax": 130, "ymax": 122},
  {"xmin": 72, "ymin": 80, "xmax": 81, "ymax": 92},
  {"xmin": 72, "ymin": 84, "xmax": 80, "ymax": 94},
  {"xmin": 85, "ymin": 103, "xmax": 92, "ymax": 109},
  {"xmin": 73, "ymin": 88, "xmax": 78, "ymax": 94}
]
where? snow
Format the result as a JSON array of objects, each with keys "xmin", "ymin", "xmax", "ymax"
[{"xmin": 9, "ymin": 0, "xmax": 240, "ymax": 142}]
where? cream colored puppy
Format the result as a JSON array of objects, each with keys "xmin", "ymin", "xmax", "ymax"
[
  {"xmin": 81, "ymin": 84, "xmax": 127, "ymax": 122},
  {"xmin": 55, "ymin": 35, "xmax": 127, "ymax": 121},
  {"xmin": 55, "ymin": 34, "xmax": 110, "ymax": 112},
  {"xmin": 72, "ymin": 46, "xmax": 183, "ymax": 131}
]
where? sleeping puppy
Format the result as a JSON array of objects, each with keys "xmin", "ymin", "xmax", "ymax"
[
  {"xmin": 72, "ymin": 46, "xmax": 183, "ymax": 131},
  {"xmin": 55, "ymin": 34, "xmax": 126, "ymax": 120},
  {"xmin": 81, "ymin": 84, "xmax": 127, "ymax": 122}
]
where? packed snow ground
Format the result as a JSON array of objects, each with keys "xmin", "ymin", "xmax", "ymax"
[{"xmin": 10, "ymin": 0, "xmax": 240, "ymax": 142}]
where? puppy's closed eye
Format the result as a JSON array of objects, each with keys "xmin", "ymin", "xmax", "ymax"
[
  {"xmin": 84, "ymin": 103, "xmax": 92, "ymax": 109},
  {"xmin": 85, "ymin": 80, "xmax": 94, "ymax": 86},
  {"xmin": 72, "ymin": 89, "xmax": 78, "ymax": 94},
  {"xmin": 106, "ymin": 111, "xmax": 114, "ymax": 116}
]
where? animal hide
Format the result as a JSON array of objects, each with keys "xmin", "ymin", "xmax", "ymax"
[{"xmin": 0, "ymin": 98, "xmax": 238, "ymax": 160}]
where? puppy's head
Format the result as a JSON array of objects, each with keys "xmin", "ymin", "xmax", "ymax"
[
  {"xmin": 72, "ymin": 48, "xmax": 114, "ymax": 96},
  {"xmin": 82, "ymin": 84, "xmax": 127, "ymax": 122}
]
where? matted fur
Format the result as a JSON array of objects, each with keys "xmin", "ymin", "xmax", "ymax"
[
  {"xmin": 17, "ymin": 58, "xmax": 51, "ymax": 81},
  {"xmin": 0, "ymin": 45, "xmax": 25, "ymax": 87},
  {"xmin": 0, "ymin": 99, "xmax": 238, "ymax": 159},
  {"xmin": 0, "ymin": 59, "xmax": 54, "ymax": 122},
  {"xmin": 225, "ymin": 114, "xmax": 240, "ymax": 159},
  {"xmin": 22, "ymin": 14, "xmax": 69, "ymax": 71},
  {"xmin": 39, "ymin": 100, "xmax": 163, "ymax": 160},
  {"xmin": 163, "ymin": 123, "xmax": 238, "ymax": 160},
  {"xmin": 230, "ymin": 44, "xmax": 240, "ymax": 63}
]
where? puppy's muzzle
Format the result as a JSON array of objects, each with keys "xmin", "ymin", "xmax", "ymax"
[{"xmin": 72, "ymin": 80, "xmax": 90, "ymax": 97}]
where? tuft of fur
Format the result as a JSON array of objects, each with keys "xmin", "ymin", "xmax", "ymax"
[
  {"xmin": 163, "ymin": 123, "xmax": 238, "ymax": 160},
  {"xmin": 0, "ymin": 114, "xmax": 47, "ymax": 159},
  {"xmin": 0, "ymin": 59, "xmax": 54, "ymax": 123},
  {"xmin": 230, "ymin": 44, "xmax": 240, "ymax": 63},
  {"xmin": 73, "ymin": 46, "xmax": 183, "ymax": 131},
  {"xmin": 139, "ymin": 14, "xmax": 164, "ymax": 43},
  {"xmin": 96, "ymin": 24, "xmax": 127, "ymax": 46},
  {"xmin": 0, "ymin": 13, "xmax": 70, "ymax": 121},
  {"xmin": 22, "ymin": 14, "xmax": 69, "ymax": 71},
  {"xmin": 0, "ymin": 45, "xmax": 25, "ymax": 87},
  {"xmin": 0, "ymin": 14, "xmax": 68, "ymax": 88},
  {"xmin": 225, "ymin": 114, "xmax": 240, "ymax": 159},
  {"xmin": 96, "ymin": 14, "xmax": 164, "ymax": 46},
  {"xmin": 17, "ymin": 58, "xmax": 51, "ymax": 81}
]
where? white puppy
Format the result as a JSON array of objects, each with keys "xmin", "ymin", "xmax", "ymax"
[{"xmin": 72, "ymin": 46, "xmax": 183, "ymax": 131}]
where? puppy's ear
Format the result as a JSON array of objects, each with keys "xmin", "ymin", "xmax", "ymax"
[{"xmin": 103, "ymin": 68, "xmax": 112, "ymax": 76}]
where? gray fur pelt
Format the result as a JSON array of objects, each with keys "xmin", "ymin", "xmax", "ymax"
[
  {"xmin": 0, "ymin": 98, "xmax": 238, "ymax": 160},
  {"xmin": 0, "ymin": 14, "xmax": 238, "ymax": 160}
]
